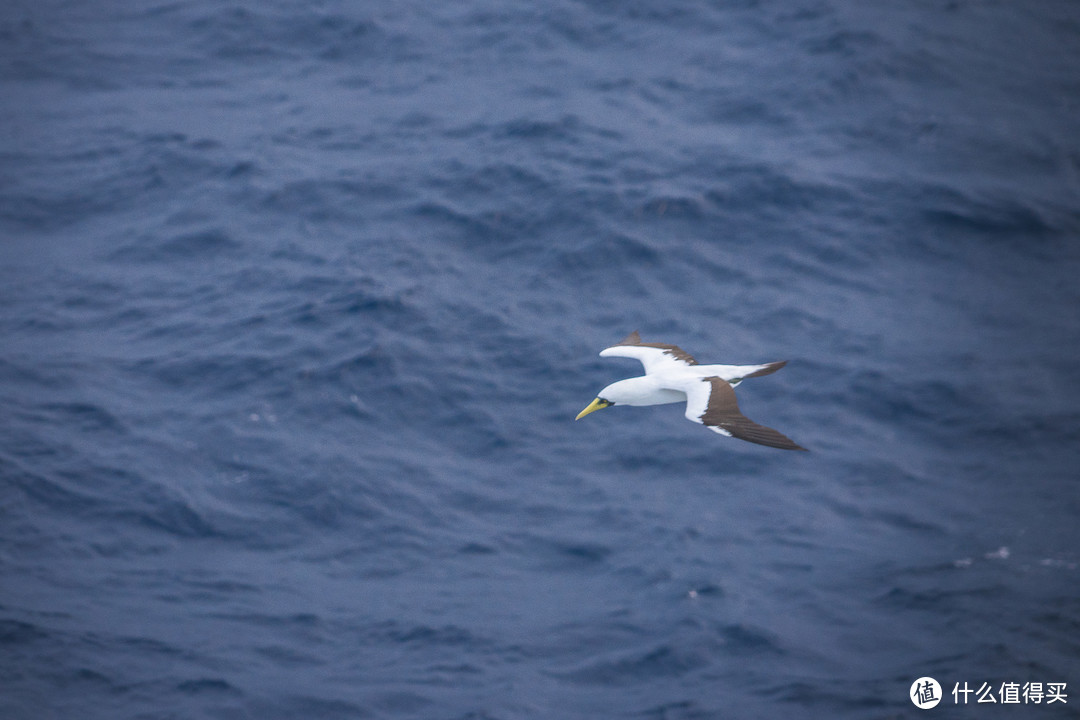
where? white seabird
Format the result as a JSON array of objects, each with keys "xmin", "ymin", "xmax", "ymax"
[{"xmin": 576, "ymin": 331, "xmax": 806, "ymax": 450}]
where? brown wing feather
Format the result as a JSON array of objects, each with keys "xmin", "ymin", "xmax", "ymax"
[
  {"xmin": 700, "ymin": 377, "xmax": 806, "ymax": 451},
  {"xmin": 614, "ymin": 330, "xmax": 699, "ymax": 365}
]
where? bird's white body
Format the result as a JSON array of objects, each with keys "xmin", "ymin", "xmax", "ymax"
[
  {"xmin": 578, "ymin": 332, "xmax": 805, "ymax": 450},
  {"xmin": 595, "ymin": 376, "xmax": 686, "ymax": 407}
]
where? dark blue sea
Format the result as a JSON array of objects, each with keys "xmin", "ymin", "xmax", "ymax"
[{"xmin": 3, "ymin": 1, "xmax": 1080, "ymax": 718}]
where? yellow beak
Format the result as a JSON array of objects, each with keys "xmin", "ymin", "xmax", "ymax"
[{"xmin": 575, "ymin": 397, "xmax": 611, "ymax": 421}]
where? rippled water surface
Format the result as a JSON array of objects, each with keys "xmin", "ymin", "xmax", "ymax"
[{"xmin": 3, "ymin": 1, "xmax": 1080, "ymax": 718}]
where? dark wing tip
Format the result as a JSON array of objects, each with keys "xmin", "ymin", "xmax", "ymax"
[
  {"xmin": 616, "ymin": 330, "xmax": 642, "ymax": 346},
  {"xmin": 721, "ymin": 418, "xmax": 807, "ymax": 450},
  {"xmin": 701, "ymin": 377, "xmax": 805, "ymax": 450}
]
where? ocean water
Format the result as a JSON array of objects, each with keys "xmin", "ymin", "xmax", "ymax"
[{"xmin": 2, "ymin": 1, "xmax": 1080, "ymax": 718}]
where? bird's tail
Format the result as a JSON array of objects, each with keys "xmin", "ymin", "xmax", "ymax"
[
  {"xmin": 698, "ymin": 360, "xmax": 787, "ymax": 386},
  {"xmin": 740, "ymin": 360, "xmax": 787, "ymax": 379}
]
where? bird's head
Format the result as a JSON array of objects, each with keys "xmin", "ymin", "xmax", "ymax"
[
  {"xmin": 575, "ymin": 396, "xmax": 612, "ymax": 420},
  {"xmin": 575, "ymin": 379, "xmax": 640, "ymax": 420}
]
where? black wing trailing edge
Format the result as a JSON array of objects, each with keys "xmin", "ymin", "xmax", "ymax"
[
  {"xmin": 614, "ymin": 330, "xmax": 699, "ymax": 366},
  {"xmin": 701, "ymin": 377, "xmax": 806, "ymax": 451}
]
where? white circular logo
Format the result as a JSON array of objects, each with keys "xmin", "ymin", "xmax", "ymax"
[{"xmin": 911, "ymin": 677, "xmax": 942, "ymax": 709}]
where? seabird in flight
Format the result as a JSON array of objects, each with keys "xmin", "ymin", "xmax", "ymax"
[{"xmin": 576, "ymin": 331, "xmax": 805, "ymax": 450}]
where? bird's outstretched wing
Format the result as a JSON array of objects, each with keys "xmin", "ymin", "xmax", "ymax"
[
  {"xmin": 598, "ymin": 330, "xmax": 699, "ymax": 375},
  {"xmin": 681, "ymin": 376, "xmax": 806, "ymax": 450}
]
